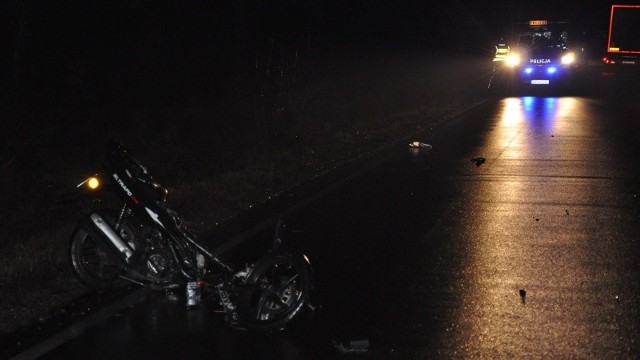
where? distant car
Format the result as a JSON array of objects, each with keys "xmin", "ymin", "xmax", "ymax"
[{"xmin": 498, "ymin": 20, "xmax": 579, "ymax": 89}]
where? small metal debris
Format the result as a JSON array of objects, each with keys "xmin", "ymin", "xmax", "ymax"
[
  {"xmin": 409, "ymin": 141, "xmax": 432, "ymax": 149},
  {"xmin": 470, "ymin": 157, "xmax": 486, "ymax": 167},
  {"xmin": 333, "ymin": 339, "xmax": 370, "ymax": 354}
]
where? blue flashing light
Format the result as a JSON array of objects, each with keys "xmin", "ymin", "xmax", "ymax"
[
  {"xmin": 547, "ymin": 67, "xmax": 557, "ymax": 74},
  {"xmin": 524, "ymin": 67, "xmax": 533, "ymax": 74}
]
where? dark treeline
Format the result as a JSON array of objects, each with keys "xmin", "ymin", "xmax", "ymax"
[
  {"xmin": 2, "ymin": 1, "xmax": 328, "ymax": 116},
  {"xmin": 0, "ymin": 0, "xmax": 493, "ymax": 112},
  {"xmin": 0, "ymin": 1, "xmax": 490, "ymax": 177}
]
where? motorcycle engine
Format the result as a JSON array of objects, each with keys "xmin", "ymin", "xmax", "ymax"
[
  {"xmin": 145, "ymin": 250, "xmax": 172, "ymax": 278},
  {"xmin": 131, "ymin": 228, "xmax": 177, "ymax": 282}
]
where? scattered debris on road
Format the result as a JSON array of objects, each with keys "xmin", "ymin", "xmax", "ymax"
[
  {"xmin": 470, "ymin": 157, "xmax": 486, "ymax": 167},
  {"xmin": 409, "ymin": 141, "xmax": 432, "ymax": 149}
]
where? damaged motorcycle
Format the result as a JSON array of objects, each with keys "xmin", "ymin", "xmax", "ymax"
[{"xmin": 69, "ymin": 141, "xmax": 312, "ymax": 330}]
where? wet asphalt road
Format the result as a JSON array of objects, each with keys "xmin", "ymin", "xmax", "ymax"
[{"xmin": 12, "ymin": 71, "xmax": 640, "ymax": 359}]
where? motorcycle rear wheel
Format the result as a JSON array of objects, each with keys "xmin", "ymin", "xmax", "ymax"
[
  {"xmin": 69, "ymin": 217, "xmax": 132, "ymax": 292},
  {"xmin": 243, "ymin": 252, "xmax": 312, "ymax": 330}
]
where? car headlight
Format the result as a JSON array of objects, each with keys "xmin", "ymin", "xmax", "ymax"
[
  {"xmin": 506, "ymin": 53, "xmax": 521, "ymax": 67},
  {"xmin": 561, "ymin": 52, "xmax": 575, "ymax": 65}
]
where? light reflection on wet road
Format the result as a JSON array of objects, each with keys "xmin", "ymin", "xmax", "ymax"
[
  {"xmin": 437, "ymin": 96, "xmax": 639, "ymax": 357},
  {"xmin": 23, "ymin": 94, "xmax": 640, "ymax": 359}
]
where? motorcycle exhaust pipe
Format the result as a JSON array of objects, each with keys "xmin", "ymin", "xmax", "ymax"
[{"xmin": 89, "ymin": 212, "xmax": 134, "ymax": 261}]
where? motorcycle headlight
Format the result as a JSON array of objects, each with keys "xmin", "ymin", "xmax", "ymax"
[
  {"xmin": 561, "ymin": 52, "xmax": 575, "ymax": 65},
  {"xmin": 506, "ymin": 53, "xmax": 521, "ymax": 67},
  {"xmin": 87, "ymin": 177, "xmax": 100, "ymax": 189},
  {"xmin": 77, "ymin": 176, "xmax": 101, "ymax": 190}
]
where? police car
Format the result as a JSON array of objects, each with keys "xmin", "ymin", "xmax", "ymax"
[{"xmin": 502, "ymin": 20, "xmax": 578, "ymax": 87}]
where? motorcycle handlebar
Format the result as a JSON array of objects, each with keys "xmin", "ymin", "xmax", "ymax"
[
  {"xmin": 107, "ymin": 141, "xmax": 168, "ymax": 202},
  {"xmin": 108, "ymin": 142, "xmax": 151, "ymax": 179}
]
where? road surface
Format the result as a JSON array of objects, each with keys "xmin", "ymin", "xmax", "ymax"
[{"xmin": 9, "ymin": 72, "xmax": 640, "ymax": 359}]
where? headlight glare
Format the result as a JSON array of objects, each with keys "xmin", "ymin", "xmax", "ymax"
[
  {"xmin": 506, "ymin": 53, "xmax": 521, "ymax": 67},
  {"xmin": 561, "ymin": 52, "xmax": 575, "ymax": 65}
]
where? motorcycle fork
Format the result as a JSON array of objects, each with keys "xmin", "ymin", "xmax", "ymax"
[
  {"xmin": 165, "ymin": 236, "xmax": 202, "ymax": 280},
  {"xmin": 178, "ymin": 231, "xmax": 235, "ymax": 274}
]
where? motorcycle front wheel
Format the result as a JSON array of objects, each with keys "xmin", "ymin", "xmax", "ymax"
[
  {"xmin": 69, "ymin": 217, "xmax": 133, "ymax": 292},
  {"xmin": 243, "ymin": 252, "xmax": 312, "ymax": 330}
]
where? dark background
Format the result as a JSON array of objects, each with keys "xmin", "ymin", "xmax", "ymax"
[
  {"xmin": 0, "ymin": 0, "xmax": 616, "ymax": 111},
  {"xmin": 0, "ymin": 0, "xmax": 637, "ymax": 340},
  {"xmin": 0, "ymin": 0, "xmax": 633, "ymax": 333},
  {"xmin": 0, "ymin": 0, "xmax": 621, "ymax": 214},
  {"xmin": 0, "ymin": 0, "xmax": 622, "ymax": 217}
]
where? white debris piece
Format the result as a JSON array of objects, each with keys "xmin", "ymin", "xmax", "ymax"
[{"xmin": 409, "ymin": 141, "xmax": 432, "ymax": 149}]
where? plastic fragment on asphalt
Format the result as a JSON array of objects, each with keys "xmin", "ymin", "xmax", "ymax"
[
  {"xmin": 409, "ymin": 141, "xmax": 432, "ymax": 149},
  {"xmin": 333, "ymin": 339, "xmax": 370, "ymax": 354},
  {"xmin": 470, "ymin": 157, "xmax": 486, "ymax": 166},
  {"xmin": 519, "ymin": 288, "xmax": 527, "ymax": 304}
]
